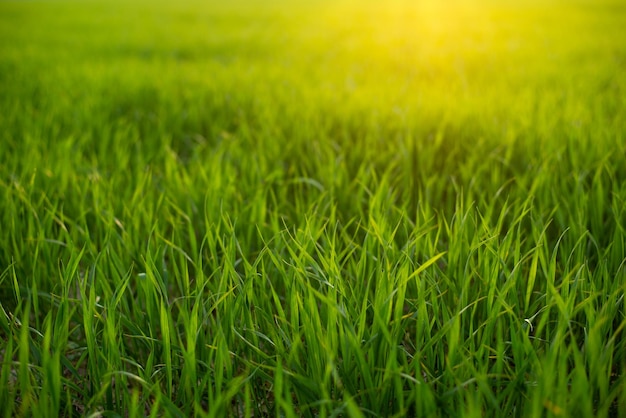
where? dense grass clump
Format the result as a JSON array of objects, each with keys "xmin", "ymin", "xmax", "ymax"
[{"xmin": 1, "ymin": 0, "xmax": 626, "ymax": 416}]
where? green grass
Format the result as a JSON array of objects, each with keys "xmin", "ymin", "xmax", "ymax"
[{"xmin": 1, "ymin": 0, "xmax": 626, "ymax": 416}]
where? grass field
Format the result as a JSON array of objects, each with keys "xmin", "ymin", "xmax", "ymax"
[{"xmin": 1, "ymin": 0, "xmax": 626, "ymax": 416}]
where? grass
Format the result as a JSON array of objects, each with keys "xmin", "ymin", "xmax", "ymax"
[{"xmin": 1, "ymin": 0, "xmax": 626, "ymax": 416}]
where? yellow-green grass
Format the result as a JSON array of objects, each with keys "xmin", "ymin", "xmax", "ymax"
[{"xmin": 1, "ymin": 0, "xmax": 625, "ymax": 416}]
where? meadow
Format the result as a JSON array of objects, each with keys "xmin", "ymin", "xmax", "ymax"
[{"xmin": 1, "ymin": 0, "xmax": 626, "ymax": 416}]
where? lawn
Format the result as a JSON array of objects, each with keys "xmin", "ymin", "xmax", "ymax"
[{"xmin": 1, "ymin": 0, "xmax": 626, "ymax": 416}]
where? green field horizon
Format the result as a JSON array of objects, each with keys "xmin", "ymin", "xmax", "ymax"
[{"xmin": 1, "ymin": 0, "xmax": 626, "ymax": 416}]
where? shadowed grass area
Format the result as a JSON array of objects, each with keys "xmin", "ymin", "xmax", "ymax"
[{"xmin": 1, "ymin": 0, "xmax": 626, "ymax": 416}]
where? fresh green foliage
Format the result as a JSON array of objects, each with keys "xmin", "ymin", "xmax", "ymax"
[{"xmin": 1, "ymin": 0, "xmax": 626, "ymax": 416}]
